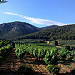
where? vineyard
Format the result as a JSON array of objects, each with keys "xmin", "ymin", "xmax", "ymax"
[
  {"xmin": 1, "ymin": 0, "xmax": 75, "ymax": 75},
  {"xmin": 0, "ymin": 40, "xmax": 75, "ymax": 75},
  {"xmin": 15, "ymin": 43, "xmax": 75, "ymax": 75},
  {"xmin": 0, "ymin": 40, "xmax": 13, "ymax": 65}
]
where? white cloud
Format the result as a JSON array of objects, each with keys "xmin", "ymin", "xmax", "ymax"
[
  {"xmin": 4, "ymin": 12, "xmax": 18, "ymax": 16},
  {"xmin": 4, "ymin": 12, "xmax": 65, "ymax": 26}
]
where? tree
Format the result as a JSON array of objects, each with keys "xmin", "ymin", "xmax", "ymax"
[
  {"xmin": 55, "ymin": 41, "xmax": 58, "ymax": 46},
  {"xmin": 0, "ymin": 0, "xmax": 7, "ymax": 3}
]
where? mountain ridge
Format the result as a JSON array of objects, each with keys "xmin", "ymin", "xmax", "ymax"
[
  {"xmin": 0, "ymin": 21, "xmax": 58, "ymax": 39},
  {"xmin": 0, "ymin": 21, "xmax": 39, "ymax": 39},
  {"xmin": 40, "ymin": 25, "xmax": 58, "ymax": 30}
]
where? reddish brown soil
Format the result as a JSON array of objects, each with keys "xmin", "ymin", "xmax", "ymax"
[
  {"xmin": 0, "ymin": 48, "xmax": 75, "ymax": 75},
  {"xmin": 0, "ymin": 49, "xmax": 50, "ymax": 75},
  {"xmin": 0, "ymin": 48, "xmax": 22, "ymax": 75},
  {"xmin": 23, "ymin": 54, "xmax": 50, "ymax": 75}
]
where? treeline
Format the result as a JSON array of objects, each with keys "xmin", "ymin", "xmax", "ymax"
[{"xmin": 14, "ymin": 24, "xmax": 75, "ymax": 40}]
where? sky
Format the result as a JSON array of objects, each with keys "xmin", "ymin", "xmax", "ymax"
[{"xmin": 0, "ymin": 0, "xmax": 75, "ymax": 27}]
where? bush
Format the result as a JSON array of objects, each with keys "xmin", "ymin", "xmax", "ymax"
[
  {"xmin": 44, "ymin": 48, "xmax": 59, "ymax": 65},
  {"xmin": 46, "ymin": 65, "xmax": 60, "ymax": 74},
  {"xmin": 55, "ymin": 41, "xmax": 58, "ymax": 46},
  {"xmin": 18, "ymin": 64, "xmax": 34, "ymax": 75},
  {"xmin": 66, "ymin": 55, "xmax": 72, "ymax": 61},
  {"xmin": 59, "ymin": 48, "xmax": 68, "ymax": 59},
  {"xmin": 71, "ymin": 50, "xmax": 75, "ymax": 55}
]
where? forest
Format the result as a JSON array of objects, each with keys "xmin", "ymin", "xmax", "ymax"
[{"xmin": 14, "ymin": 24, "xmax": 75, "ymax": 41}]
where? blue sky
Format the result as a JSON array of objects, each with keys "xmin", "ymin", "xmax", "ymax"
[{"xmin": 0, "ymin": 0, "xmax": 75, "ymax": 27}]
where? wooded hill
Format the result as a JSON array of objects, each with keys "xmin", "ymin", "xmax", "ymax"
[
  {"xmin": 0, "ymin": 21, "xmax": 40, "ymax": 39},
  {"xmin": 0, "ymin": 21, "xmax": 58, "ymax": 40},
  {"xmin": 14, "ymin": 24, "xmax": 75, "ymax": 40}
]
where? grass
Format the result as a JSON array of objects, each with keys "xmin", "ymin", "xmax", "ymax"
[
  {"xmin": 13, "ymin": 39, "xmax": 46, "ymax": 43},
  {"xmin": 50, "ymin": 40, "xmax": 75, "ymax": 47}
]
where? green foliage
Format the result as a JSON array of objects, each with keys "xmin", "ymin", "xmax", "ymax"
[
  {"xmin": 15, "ymin": 43, "xmax": 60, "ymax": 74},
  {"xmin": 46, "ymin": 65, "xmax": 60, "ymax": 74},
  {"xmin": 0, "ymin": 21, "xmax": 39, "ymax": 39},
  {"xmin": 15, "ymin": 43, "xmax": 58, "ymax": 64},
  {"xmin": 0, "ymin": 40, "xmax": 10, "ymax": 47},
  {"xmin": 59, "ymin": 46, "xmax": 75, "ymax": 61},
  {"xmin": 0, "ymin": 40, "xmax": 13, "ymax": 64},
  {"xmin": 14, "ymin": 24, "xmax": 75, "ymax": 40},
  {"xmin": 66, "ymin": 55, "xmax": 72, "ymax": 61},
  {"xmin": 44, "ymin": 48, "xmax": 58, "ymax": 65},
  {"xmin": 59, "ymin": 51, "xmax": 66, "ymax": 59},
  {"xmin": 15, "ymin": 44, "xmax": 26, "ymax": 59},
  {"xmin": 59, "ymin": 48, "xmax": 69, "ymax": 59},
  {"xmin": 33, "ymin": 48, "xmax": 38, "ymax": 57},
  {"xmin": 38, "ymin": 48, "xmax": 45, "ymax": 58},
  {"xmin": 1, "ymin": 21, "xmax": 75, "ymax": 41},
  {"xmin": 15, "ymin": 43, "xmax": 49, "ymax": 59},
  {"xmin": 71, "ymin": 50, "xmax": 75, "ymax": 55}
]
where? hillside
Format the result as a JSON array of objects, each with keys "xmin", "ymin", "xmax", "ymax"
[
  {"xmin": 15, "ymin": 24, "xmax": 75, "ymax": 40},
  {"xmin": 0, "ymin": 21, "xmax": 40, "ymax": 39},
  {"xmin": 40, "ymin": 25, "xmax": 58, "ymax": 30},
  {"xmin": 0, "ymin": 21, "xmax": 58, "ymax": 39}
]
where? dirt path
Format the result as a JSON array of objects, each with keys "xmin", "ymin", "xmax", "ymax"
[{"xmin": 56, "ymin": 46, "xmax": 63, "ymax": 48}]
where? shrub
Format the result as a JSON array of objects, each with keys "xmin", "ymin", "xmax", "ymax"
[
  {"xmin": 38, "ymin": 48, "xmax": 45, "ymax": 59},
  {"xmin": 66, "ymin": 55, "xmax": 72, "ymax": 61},
  {"xmin": 44, "ymin": 48, "xmax": 59, "ymax": 65},
  {"xmin": 46, "ymin": 65, "xmax": 60, "ymax": 74},
  {"xmin": 59, "ymin": 48, "xmax": 68, "ymax": 59},
  {"xmin": 71, "ymin": 50, "xmax": 75, "ymax": 55},
  {"xmin": 33, "ymin": 48, "xmax": 38, "ymax": 57},
  {"xmin": 55, "ymin": 41, "xmax": 58, "ymax": 46}
]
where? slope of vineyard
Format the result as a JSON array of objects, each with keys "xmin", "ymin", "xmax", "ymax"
[
  {"xmin": 0, "ymin": 40, "xmax": 14, "ymax": 65},
  {"xmin": 0, "ymin": 41, "xmax": 75, "ymax": 75},
  {"xmin": 0, "ymin": 43, "xmax": 50, "ymax": 75},
  {"xmin": 0, "ymin": 48, "xmax": 22, "ymax": 74},
  {"xmin": 15, "ymin": 43, "xmax": 75, "ymax": 75}
]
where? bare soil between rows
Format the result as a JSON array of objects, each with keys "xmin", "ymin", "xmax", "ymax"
[{"xmin": 0, "ymin": 48, "xmax": 75, "ymax": 75}]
